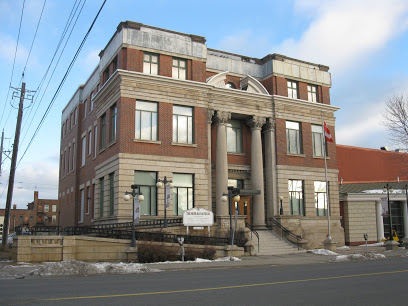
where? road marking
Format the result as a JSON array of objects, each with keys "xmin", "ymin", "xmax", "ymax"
[{"xmin": 47, "ymin": 269, "xmax": 408, "ymax": 301}]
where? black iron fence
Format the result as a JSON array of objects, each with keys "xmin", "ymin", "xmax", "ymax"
[{"xmin": 268, "ymin": 218, "xmax": 302, "ymax": 250}]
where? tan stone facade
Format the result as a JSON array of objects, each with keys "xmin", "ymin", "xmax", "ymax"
[{"xmin": 58, "ymin": 21, "xmax": 344, "ymax": 249}]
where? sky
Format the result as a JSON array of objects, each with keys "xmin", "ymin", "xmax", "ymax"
[{"xmin": 0, "ymin": 0, "xmax": 408, "ymax": 208}]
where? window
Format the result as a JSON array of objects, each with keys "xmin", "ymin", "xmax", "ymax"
[
  {"xmin": 312, "ymin": 125, "xmax": 326, "ymax": 157},
  {"xmin": 87, "ymin": 186, "xmax": 90, "ymax": 215},
  {"xmin": 75, "ymin": 107, "xmax": 78, "ymax": 125},
  {"xmin": 172, "ymin": 58, "xmax": 186, "ymax": 80},
  {"xmin": 289, "ymin": 180, "xmax": 304, "ymax": 215},
  {"xmin": 110, "ymin": 104, "xmax": 117, "ymax": 143},
  {"xmin": 135, "ymin": 101, "xmax": 158, "ymax": 140},
  {"xmin": 81, "ymin": 136, "xmax": 86, "ymax": 166},
  {"xmin": 72, "ymin": 142, "xmax": 76, "ymax": 171},
  {"xmin": 44, "ymin": 205, "xmax": 49, "ymax": 212},
  {"xmin": 228, "ymin": 179, "xmax": 244, "ymax": 189},
  {"xmin": 88, "ymin": 130, "xmax": 92, "ymax": 156},
  {"xmin": 134, "ymin": 171, "xmax": 157, "ymax": 216},
  {"xmin": 308, "ymin": 84, "xmax": 318, "ymax": 102},
  {"xmin": 19, "ymin": 215, "xmax": 23, "ymax": 223},
  {"xmin": 109, "ymin": 173, "xmax": 114, "ymax": 216},
  {"xmin": 143, "ymin": 53, "xmax": 158, "ymax": 75},
  {"xmin": 94, "ymin": 126, "xmax": 98, "ymax": 158},
  {"xmin": 99, "ymin": 177, "xmax": 104, "ymax": 218},
  {"xmin": 315, "ymin": 181, "xmax": 327, "ymax": 216},
  {"xmin": 29, "ymin": 215, "xmax": 33, "ymax": 222},
  {"xmin": 52, "ymin": 205, "xmax": 56, "ymax": 212},
  {"xmin": 92, "ymin": 183, "xmax": 96, "ymax": 218},
  {"xmin": 80, "ymin": 188, "xmax": 84, "ymax": 223},
  {"xmin": 227, "ymin": 120, "xmax": 242, "ymax": 153},
  {"xmin": 100, "ymin": 114, "xmax": 106, "ymax": 149},
  {"xmin": 84, "ymin": 100, "xmax": 87, "ymax": 120},
  {"xmin": 112, "ymin": 56, "xmax": 118, "ymax": 72},
  {"xmin": 173, "ymin": 174, "xmax": 194, "ymax": 216},
  {"xmin": 68, "ymin": 146, "xmax": 71, "ymax": 173},
  {"xmin": 52, "ymin": 215, "xmax": 56, "ymax": 223},
  {"xmin": 225, "ymin": 82, "xmax": 236, "ymax": 89},
  {"xmin": 91, "ymin": 91, "xmax": 95, "ymax": 111},
  {"xmin": 286, "ymin": 121, "xmax": 302, "ymax": 154},
  {"xmin": 44, "ymin": 215, "xmax": 49, "ymax": 223},
  {"xmin": 287, "ymin": 80, "xmax": 298, "ymax": 99},
  {"xmin": 173, "ymin": 105, "xmax": 193, "ymax": 144},
  {"xmin": 103, "ymin": 67, "xmax": 109, "ymax": 82}
]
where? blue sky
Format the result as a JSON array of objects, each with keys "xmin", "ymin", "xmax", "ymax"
[{"xmin": 1, "ymin": 0, "xmax": 408, "ymax": 208}]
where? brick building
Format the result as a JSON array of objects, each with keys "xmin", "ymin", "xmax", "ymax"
[
  {"xmin": 0, "ymin": 191, "xmax": 58, "ymax": 233},
  {"xmin": 58, "ymin": 21, "xmax": 344, "ymax": 248},
  {"xmin": 337, "ymin": 145, "xmax": 408, "ymax": 245}
]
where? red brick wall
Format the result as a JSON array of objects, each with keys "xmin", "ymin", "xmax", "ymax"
[
  {"xmin": 191, "ymin": 60, "xmax": 206, "ymax": 82},
  {"xmin": 118, "ymin": 97, "xmax": 207, "ymax": 159},
  {"xmin": 159, "ymin": 54, "xmax": 172, "ymax": 77},
  {"xmin": 298, "ymin": 82, "xmax": 308, "ymax": 100},
  {"xmin": 276, "ymin": 118, "xmax": 337, "ymax": 169},
  {"xmin": 321, "ymin": 86, "xmax": 330, "ymax": 105},
  {"xmin": 337, "ymin": 145, "xmax": 408, "ymax": 183},
  {"xmin": 275, "ymin": 76, "xmax": 287, "ymax": 96},
  {"xmin": 260, "ymin": 76, "xmax": 274, "ymax": 95}
]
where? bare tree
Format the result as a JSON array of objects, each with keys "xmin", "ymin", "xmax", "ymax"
[{"xmin": 382, "ymin": 94, "xmax": 408, "ymax": 147}]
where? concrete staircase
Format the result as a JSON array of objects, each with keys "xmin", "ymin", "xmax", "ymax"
[{"xmin": 253, "ymin": 229, "xmax": 305, "ymax": 255}]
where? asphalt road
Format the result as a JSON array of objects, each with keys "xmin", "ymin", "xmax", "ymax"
[{"xmin": 1, "ymin": 257, "xmax": 408, "ymax": 305}]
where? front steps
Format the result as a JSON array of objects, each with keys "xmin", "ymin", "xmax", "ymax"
[{"xmin": 253, "ymin": 229, "xmax": 305, "ymax": 255}]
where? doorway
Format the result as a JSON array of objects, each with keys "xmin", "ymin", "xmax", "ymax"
[{"xmin": 231, "ymin": 196, "xmax": 251, "ymax": 225}]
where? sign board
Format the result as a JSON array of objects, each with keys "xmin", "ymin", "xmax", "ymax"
[
  {"xmin": 134, "ymin": 198, "xmax": 140, "ymax": 224},
  {"xmin": 165, "ymin": 185, "xmax": 171, "ymax": 208},
  {"xmin": 183, "ymin": 208, "xmax": 214, "ymax": 227}
]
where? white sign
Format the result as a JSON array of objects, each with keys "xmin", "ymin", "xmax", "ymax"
[
  {"xmin": 165, "ymin": 185, "xmax": 171, "ymax": 208},
  {"xmin": 134, "ymin": 198, "xmax": 140, "ymax": 224},
  {"xmin": 183, "ymin": 208, "xmax": 214, "ymax": 227}
]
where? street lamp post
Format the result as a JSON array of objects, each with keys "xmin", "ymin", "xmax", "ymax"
[
  {"xmin": 383, "ymin": 183, "xmax": 393, "ymax": 241},
  {"xmin": 221, "ymin": 186, "xmax": 240, "ymax": 245},
  {"xmin": 156, "ymin": 176, "xmax": 173, "ymax": 228},
  {"xmin": 124, "ymin": 184, "xmax": 144, "ymax": 248},
  {"xmin": 279, "ymin": 196, "xmax": 284, "ymax": 215}
]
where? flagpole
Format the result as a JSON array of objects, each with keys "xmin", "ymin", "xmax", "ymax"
[{"xmin": 321, "ymin": 111, "xmax": 332, "ymax": 241}]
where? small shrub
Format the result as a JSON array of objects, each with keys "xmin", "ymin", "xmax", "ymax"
[
  {"xmin": 202, "ymin": 246, "xmax": 216, "ymax": 260},
  {"xmin": 137, "ymin": 242, "xmax": 178, "ymax": 263}
]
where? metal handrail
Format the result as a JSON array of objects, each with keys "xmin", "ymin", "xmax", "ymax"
[
  {"xmin": 268, "ymin": 218, "xmax": 302, "ymax": 250},
  {"xmin": 245, "ymin": 221, "xmax": 259, "ymax": 253}
]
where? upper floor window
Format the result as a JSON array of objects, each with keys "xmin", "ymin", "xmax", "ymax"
[
  {"xmin": 135, "ymin": 101, "xmax": 158, "ymax": 141},
  {"xmin": 227, "ymin": 120, "xmax": 242, "ymax": 153},
  {"xmin": 308, "ymin": 84, "xmax": 318, "ymax": 102},
  {"xmin": 103, "ymin": 67, "xmax": 109, "ymax": 83},
  {"xmin": 52, "ymin": 205, "xmax": 57, "ymax": 212},
  {"xmin": 315, "ymin": 181, "xmax": 327, "ymax": 216},
  {"xmin": 312, "ymin": 125, "xmax": 325, "ymax": 157},
  {"xmin": 143, "ymin": 53, "xmax": 158, "ymax": 75},
  {"xmin": 173, "ymin": 173, "xmax": 194, "ymax": 216},
  {"xmin": 81, "ymin": 136, "xmax": 86, "ymax": 166},
  {"xmin": 88, "ymin": 130, "xmax": 92, "ymax": 156},
  {"xmin": 84, "ymin": 100, "xmax": 87, "ymax": 120},
  {"xmin": 286, "ymin": 121, "xmax": 302, "ymax": 154},
  {"xmin": 173, "ymin": 105, "xmax": 193, "ymax": 144},
  {"xmin": 287, "ymin": 80, "xmax": 298, "ymax": 99},
  {"xmin": 112, "ymin": 56, "xmax": 118, "ymax": 72},
  {"xmin": 289, "ymin": 180, "xmax": 304, "ymax": 216},
  {"xmin": 44, "ymin": 205, "xmax": 49, "ymax": 212},
  {"xmin": 110, "ymin": 104, "xmax": 117, "ymax": 143},
  {"xmin": 172, "ymin": 58, "xmax": 186, "ymax": 80},
  {"xmin": 100, "ymin": 114, "xmax": 106, "ymax": 149}
]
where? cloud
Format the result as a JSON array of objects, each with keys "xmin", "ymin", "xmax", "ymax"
[
  {"xmin": 80, "ymin": 48, "xmax": 100, "ymax": 73},
  {"xmin": 277, "ymin": 0, "xmax": 408, "ymax": 74},
  {"xmin": 0, "ymin": 34, "xmax": 29, "ymax": 64},
  {"xmin": 216, "ymin": 30, "xmax": 269, "ymax": 57}
]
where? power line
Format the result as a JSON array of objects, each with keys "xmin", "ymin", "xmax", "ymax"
[
  {"xmin": 0, "ymin": 0, "xmax": 26, "ymax": 130},
  {"xmin": 21, "ymin": 0, "xmax": 85, "ymax": 142},
  {"xmin": 17, "ymin": 0, "xmax": 107, "ymax": 166}
]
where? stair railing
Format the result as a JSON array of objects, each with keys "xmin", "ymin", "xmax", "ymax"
[
  {"xmin": 268, "ymin": 218, "xmax": 302, "ymax": 250},
  {"xmin": 245, "ymin": 221, "xmax": 259, "ymax": 253}
]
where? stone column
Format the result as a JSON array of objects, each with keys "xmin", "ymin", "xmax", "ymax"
[
  {"xmin": 207, "ymin": 110, "xmax": 214, "ymax": 211},
  {"xmin": 403, "ymin": 201, "xmax": 408, "ymax": 239},
  {"xmin": 214, "ymin": 111, "xmax": 231, "ymax": 217},
  {"xmin": 263, "ymin": 118, "xmax": 277, "ymax": 222},
  {"xmin": 375, "ymin": 200, "xmax": 385, "ymax": 242},
  {"xmin": 247, "ymin": 116, "xmax": 266, "ymax": 229}
]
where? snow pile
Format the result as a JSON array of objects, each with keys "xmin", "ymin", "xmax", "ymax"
[
  {"xmin": 337, "ymin": 246, "xmax": 350, "ymax": 250},
  {"xmin": 332, "ymin": 253, "xmax": 385, "ymax": 262},
  {"xmin": 150, "ymin": 257, "xmax": 242, "ymax": 264},
  {"xmin": 308, "ymin": 249, "xmax": 339, "ymax": 256},
  {"xmin": 402, "ymin": 252, "xmax": 408, "ymax": 257},
  {"xmin": 358, "ymin": 242, "xmax": 384, "ymax": 247},
  {"xmin": 29, "ymin": 261, "xmax": 158, "ymax": 276}
]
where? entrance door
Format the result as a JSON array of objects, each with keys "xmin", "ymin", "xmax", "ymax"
[{"xmin": 231, "ymin": 196, "xmax": 251, "ymax": 225}]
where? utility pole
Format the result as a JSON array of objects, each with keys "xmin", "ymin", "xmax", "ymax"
[
  {"xmin": 2, "ymin": 81, "xmax": 31, "ymax": 248},
  {"xmin": 0, "ymin": 130, "xmax": 4, "ymax": 175}
]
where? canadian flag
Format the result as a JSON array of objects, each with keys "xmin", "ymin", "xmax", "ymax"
[{"xmin": 324, "ymin": 122, "xmax": 333, "ymax": 142}]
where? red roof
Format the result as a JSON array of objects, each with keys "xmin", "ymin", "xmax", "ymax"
[{"xmin": 337, "ymin": 145, "xmax": 408, "ymax": 184}]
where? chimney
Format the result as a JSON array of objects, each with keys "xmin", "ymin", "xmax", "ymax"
[
  {"xmin": 13, "ymin": 204, "xmax": 17, "ymax": 210},
  {"xmin": 34, "ymin": 191, "xmax": 39, "ymax": 202}
]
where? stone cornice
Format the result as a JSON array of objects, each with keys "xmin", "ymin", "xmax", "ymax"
[{"xmin": 273, "ymin": 95, "xmax": 340, "ymax": 112}]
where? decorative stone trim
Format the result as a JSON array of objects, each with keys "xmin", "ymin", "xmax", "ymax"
[
  {"xmin": 213, "ymin": 110, "xmax": 231, "ymax": 125},
  {"xmin": 246, "ymin": 116, "xmax": 266, "ymax": 130}
]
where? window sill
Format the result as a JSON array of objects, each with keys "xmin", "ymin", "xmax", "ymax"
[
  {"xmin": 227, "ymin": 152, "xmax": 246, "ymax": 156},
  {"xmin": 312, "ymin": 155, "xmax": 330, "ymax": 160},
  {"xmin": 107, "ymin": 140, "xmax": 116, "ymax": 148},
  {"xmin": 171, "ymin": 142, "xmax": 197, "ymax": 148},
  {"xmin": 286, "ymin": 153, "xmax": 305, "ymax": 158},
  {"xmin": 133, "ymin": 139, "xmax": 162, "ymax": 145}
]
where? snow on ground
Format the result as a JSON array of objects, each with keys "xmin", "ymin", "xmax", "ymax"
[
  {"xmin": 308, "ymin": 249, "xmax": 339, "ymax": 256},
  {"xmin": 358, "ymin": 242, "xmax": 384, "ymax": 247},
  {"xmin": 149, "ymin": 257, "xmax": 241, "ymax": 264},
  {"xmin": 403, "ymin": 252, "xmax": 408, "ymax": 257},
  {"xmin": 332, "ymin": 253, "xmax": 385, "ymax": 262},
  {"xmin": 28, "ymin": 261, "xmax": 159, "ymax": 276},
  {"xmin": 337, "ymin": 246, "xmax": 350, "ymax": 250}
]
